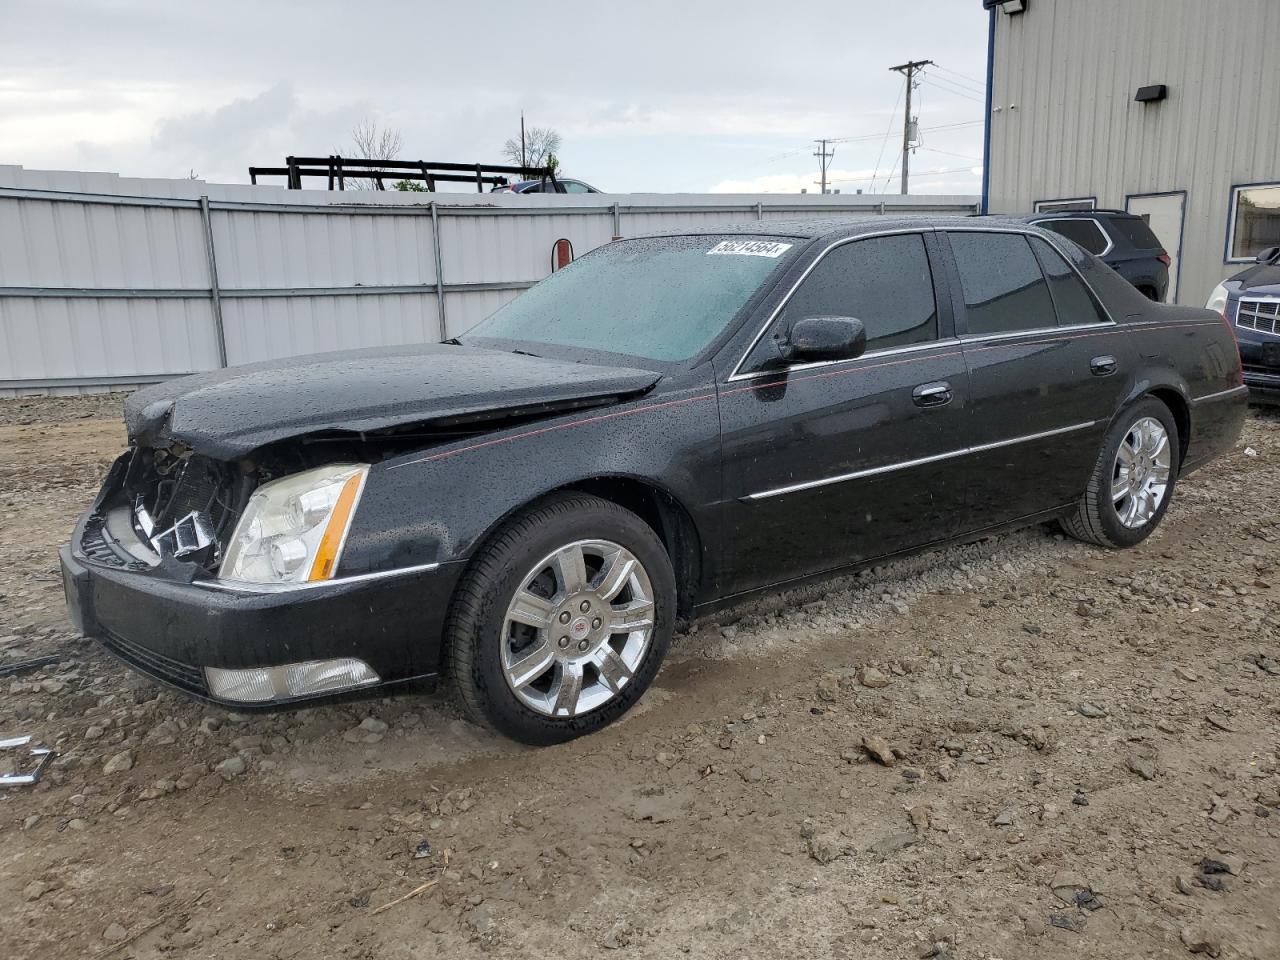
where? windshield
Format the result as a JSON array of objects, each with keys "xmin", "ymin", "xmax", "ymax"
[{"xmin": 462, "ymin": 234, "xmax": 796, "ymax": 362}]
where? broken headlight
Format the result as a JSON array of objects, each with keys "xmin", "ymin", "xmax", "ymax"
[{"xmin": 219, "ymin": 464, "xmax": 368, "ymax": 585}]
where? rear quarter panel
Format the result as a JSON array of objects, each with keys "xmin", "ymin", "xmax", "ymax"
[{"xmin": 1073, "ymin": 248, "xmax": 1245, "ymax": 470}]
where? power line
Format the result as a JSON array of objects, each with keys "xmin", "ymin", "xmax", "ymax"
[
  {"xmin": 925, "ymin": 75, "xmax": 987, "ymax": 104},
  {"xmin": 933, "ymin": 63, "xmax": 987, "ymax": 88},
  {"xmin": 918, "ymin": 145, "xmax": 981, "ymax": 162},
  {"xmin": 831, "ymin": 164, "xmax": 976, "ymax": 187},
  {"xmin": 927, "ymin": 71, "xmax": 986, "ymax": 96},
  {"xmin": 869, "ymin": 75, "xmax": 906, "ymax": 195}
]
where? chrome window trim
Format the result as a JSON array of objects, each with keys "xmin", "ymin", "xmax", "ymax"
[
  {"xmin": 741, "ymin": 420, "xmax": 1097, "ymax": 502},
  {"xmin": 727, "ymin": 227, "xmax": 937, "ymax": 381},
  {"xmin": 726, "ymin": 336, "xmax": 961, "ymax": 383},
  {"xmin": 1027, "ymin": 217, "xmax": 1115, "ymax": 258},
  {"xmin": 942, "ymin": 225, "xmax": 1119, "ymax": 328},
  {"xmin": 727, "ymin": 225, "xmax": 1118, "ymax": 384},
  {"xmin": 959, "ymin": 320, "xmax": 1115, "ymax": 345},
  {"xmin": 1190, "ymin": 385, "xmax": 1249, "ymax": 405}
]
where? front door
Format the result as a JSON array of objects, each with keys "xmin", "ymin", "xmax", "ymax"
[
  {"xmin": 719, "ymin": 231, "xmax": 969, "ymax": 597},
  {"xmin": 1126, "ymin": 192, "xmax": 1185, "ymax": 302}
]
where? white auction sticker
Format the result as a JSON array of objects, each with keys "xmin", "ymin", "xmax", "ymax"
[{"xmin": 706, "ymin": 239, "xmax": 793, "ymax": 258}]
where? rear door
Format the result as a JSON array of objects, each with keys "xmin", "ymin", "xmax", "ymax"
[
  {"xmin": 718, "ymin": 230, "xmax": 970, "ymax": 595},
  {"xmin": 941, "ymin": 228, "xmax": 1133, "ymax": 527}
]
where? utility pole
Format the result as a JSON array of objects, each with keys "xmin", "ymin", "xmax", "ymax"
[
  {"xmin": 888, "ymin": 59, "xmax": 931, "ymax": 195},
  {"xmin": 813, "ymin": 138, "xmax": 835, "ymax": 194},
  {"xmin": 520, "ymin": 112, "xmax": 527, "ymax": 171}
]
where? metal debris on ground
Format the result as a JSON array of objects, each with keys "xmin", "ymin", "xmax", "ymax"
[{"xmin": 0, "ymin": 734, "xmax": 56, "ymax": 786}]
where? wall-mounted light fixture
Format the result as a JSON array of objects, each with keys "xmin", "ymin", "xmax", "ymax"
[
  {"xmin": 1135, "ymin": 84, "xmax": 1168, "ymax": 103},
  {"xmin": 983, "ymin": 0, "xmax": 1027, "ymax": 13}
]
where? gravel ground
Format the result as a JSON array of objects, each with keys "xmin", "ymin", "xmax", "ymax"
[{"xmin": 1, "ymin": 396, "xmax": 1278, "ymax": 960}]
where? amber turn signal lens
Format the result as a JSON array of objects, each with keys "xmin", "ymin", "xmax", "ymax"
[{"xmin": 307, "ymin": 472, "xmax": 364, "ymax": 581}]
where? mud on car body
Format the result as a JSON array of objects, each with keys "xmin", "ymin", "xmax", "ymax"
[{"xmin": 63, "ymin": 218, "xmax": 1248, "ymax": 744}]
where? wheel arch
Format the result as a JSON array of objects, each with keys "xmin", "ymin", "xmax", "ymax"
[
  {"xmin": 457, "ymin": 474, "xmax": 705, "ymax": 624},
  {"xmin": 555, "ymin": 475, "xmax": 703, "ymax": 621},
  {"xmin": 1145, "ymin": 386, "xmax": 1191, "ymax": 467}
]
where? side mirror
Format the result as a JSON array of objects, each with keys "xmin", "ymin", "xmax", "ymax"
[
  {"xmin": 780, "ymin": 317, "xmax": 867, "ymax": 363},
  {"xmin": 1255, "ymin": 247, "xmax": 1280, "ymax": 264}
]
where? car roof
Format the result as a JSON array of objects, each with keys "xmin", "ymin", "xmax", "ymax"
[{"xmin": 637, "ymin": 215, "xmax": 1035, "ymax": 242}]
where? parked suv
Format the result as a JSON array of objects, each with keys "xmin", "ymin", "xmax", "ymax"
[
  {"xmin": 1019, "ymin": 210, "xmax": 1170, "ymax": 302},
  {"xmin": 1207, "ymin": 248, "xmax": 1280, "ymax": 405}
]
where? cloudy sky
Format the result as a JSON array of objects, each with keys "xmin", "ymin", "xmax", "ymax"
[{"xmin": 2, "ymin": 1, "xmax": 989, "ymax": 195}]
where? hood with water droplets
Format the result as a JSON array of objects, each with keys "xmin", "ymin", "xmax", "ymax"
[{"xmin": 124, "ymin": 343, "xmax": 660, "ymax": 460}]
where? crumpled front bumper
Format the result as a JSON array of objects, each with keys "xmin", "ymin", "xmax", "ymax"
[{"xmin": 60, "ymin": 509, "xmax": 464, "ymax": 709}]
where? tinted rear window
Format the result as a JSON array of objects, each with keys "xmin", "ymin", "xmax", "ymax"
[
  {"xmin": 948, "ymin": 232, "xmax": 1057, "ymax": 336},
  {"xmin": 1110, "ymin": 216, "xmax": 1162, "ymax": 250},
  {"xmin": 1036, "ymin": 218, "xmax": 1109, "ymax": 256},
  {"xmin": 1030, "ymin": 237, "xmax": 1109, "ymax": 327}
]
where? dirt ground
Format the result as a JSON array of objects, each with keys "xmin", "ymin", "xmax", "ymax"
[{"xmin": 1, "ymin": 394, "xmax": 1278, "ymax": 960}]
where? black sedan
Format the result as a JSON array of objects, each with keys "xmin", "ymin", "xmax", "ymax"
[{"xmin": 60, "ymin": 218, "xmax": 1247, "ymax": 744}]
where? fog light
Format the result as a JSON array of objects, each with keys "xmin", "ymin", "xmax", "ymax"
[
  {"xmin": 279, "ymin": 659, "xmax": 378, "ymax": 696},
  {"xmin": 205, "ymin": 658, "xmax": 379, "ymax": 703},
  {"xmin": 205, "ymin": 666, "xmax": 276, "ymax": 703}
]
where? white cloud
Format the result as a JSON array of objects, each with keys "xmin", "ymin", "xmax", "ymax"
[{"xmin": 1, "ymin": 0, "xmax": 989, "ymax": 193}]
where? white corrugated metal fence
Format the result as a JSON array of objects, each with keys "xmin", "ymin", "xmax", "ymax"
[{"xmin": 0, "ymin": 164, "xmax": 978, "ymax": 393}]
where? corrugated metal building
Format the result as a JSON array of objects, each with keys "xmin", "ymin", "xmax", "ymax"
[{"xmin": 981, "ymin": 0, "xmax": 1280, "ymax": 306}]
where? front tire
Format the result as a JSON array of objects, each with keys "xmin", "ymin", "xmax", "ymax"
[
  {"xmin": 445, "ymin": 493, "xmax": 675, "ymax": 745},
  {"xmin": 1061, "ymin": 397, "xmax": 1180, "ymax": 548}
]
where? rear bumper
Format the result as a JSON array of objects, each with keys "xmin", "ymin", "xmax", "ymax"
[
  {"xmin": 1243, "ymin": 368, "xmax": 1280, "ymax": 406},
  {"xmin": 1184, "ymin": 384, "xmax": 1249, "ymax": 475},
  {"xmin": 61, "ymin": 511, "xmax": 465, "ymax": 710}
]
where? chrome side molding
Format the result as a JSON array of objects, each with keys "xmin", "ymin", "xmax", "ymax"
[{"xmin": 743, "ymin": 421, "xmax": 1097, "ymax": 501}]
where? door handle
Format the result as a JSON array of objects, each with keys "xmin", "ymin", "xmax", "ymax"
[
  {"xmin": 912, "ymin": 380, "xmax": 953, "ymax": 407},
  {"xmin": 1090, "ymin": 355, "xmax": 1118, "ymax": 377}
]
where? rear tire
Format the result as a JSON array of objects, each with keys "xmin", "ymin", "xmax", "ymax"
[
  {"xmin": 445, "ymin": 493, "xmax": 675, "ymax": 745},
  {"xmin": 1061, "ymin": 397, "xmax": 1180, "ymax": 548}
]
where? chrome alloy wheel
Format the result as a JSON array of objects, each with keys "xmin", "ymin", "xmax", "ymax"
[
  {"xmin": 1112, "ymin": 416, "xmax": 1172, "ymax": 528},
  {"xmin": 500, "ymin": 539, "xmax": 655, "ymax": 718}
]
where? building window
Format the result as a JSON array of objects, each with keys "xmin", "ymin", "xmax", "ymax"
[
  {"xmin": 1034, "ymin": 197, "xmax": 1096, "ymax": 213},
  {"xmin": 1227, "ymin": 183, "xmax": 1280, "ymax": 262}
]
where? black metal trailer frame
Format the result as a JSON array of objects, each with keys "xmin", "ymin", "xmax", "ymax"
[{"xmin": 248, "ymin": 156, "xmax": 559, "ymax": 193}]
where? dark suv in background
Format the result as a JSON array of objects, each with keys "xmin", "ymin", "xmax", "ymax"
[{"xmin": 1020, "ymin": 210, "xmax": 1171, "ymax": 302}]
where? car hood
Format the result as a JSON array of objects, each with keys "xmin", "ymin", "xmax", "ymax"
[
  {"xmin": 1230, "ymin": 263, "xmax": 1280, "ymax": 292},
  {"xmin": 124, "ymin": 343, "xmax": 661, "ymax": 459}
]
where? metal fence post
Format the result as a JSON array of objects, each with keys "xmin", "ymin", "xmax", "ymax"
[
  {"xmin": 198, "ymin": 196, "xmax": 228, "ymax": 367},
  {"xmin": 429, "ymin": 202, "xmax": 448, "ymax": 340}
]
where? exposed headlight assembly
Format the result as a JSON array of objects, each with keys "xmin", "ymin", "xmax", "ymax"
[{"xmin": 220, "ymin": 464, "xmax": 368, "ymax": 585}]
